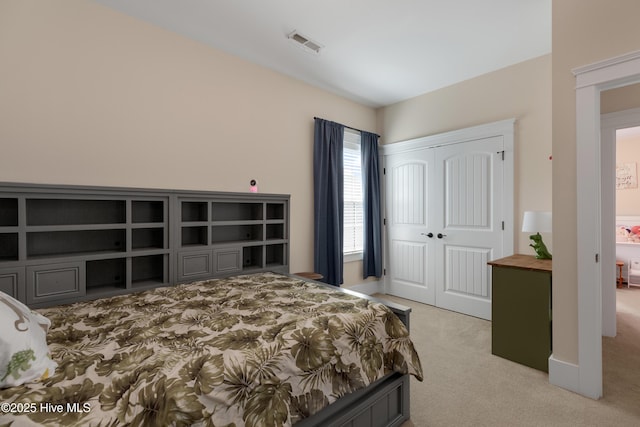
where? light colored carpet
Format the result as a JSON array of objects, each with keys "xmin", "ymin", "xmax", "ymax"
[{"xmin": 374, "ymin": 288, "xmax": 640, "ymax": 426}]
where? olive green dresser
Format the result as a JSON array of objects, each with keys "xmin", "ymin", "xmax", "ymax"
[{"xmin": 488, "ymin": 254, "xmax": 552, "ymax": 372}]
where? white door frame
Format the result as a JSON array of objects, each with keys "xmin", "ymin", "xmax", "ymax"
[{"xmin": 572, "ymin": 49, "xmax": 640, "ymax": 399}]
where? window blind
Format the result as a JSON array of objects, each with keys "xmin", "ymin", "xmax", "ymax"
[{"xmin": 344, "ymin": 130, "xmax": 363, "ymax": 254}]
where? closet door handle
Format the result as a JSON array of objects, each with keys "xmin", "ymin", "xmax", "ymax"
[
  {"xmin": 437, "ymin": 233, "xmax": 447, "ymax": 239},
  {"xmin": 421, "ymin": 232, "xmax": 434, "ymax": 238}
]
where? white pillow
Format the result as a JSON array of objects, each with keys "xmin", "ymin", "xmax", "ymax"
[{"xmin": 0, "ymin": 291, "xmax": 57, "ymax": 388}]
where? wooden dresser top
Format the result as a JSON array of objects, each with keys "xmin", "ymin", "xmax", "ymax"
[{"xmin": 488, "ymin": 254, "xmax": 552, "ymax": 273}]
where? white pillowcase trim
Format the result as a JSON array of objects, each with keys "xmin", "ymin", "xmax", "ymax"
[{"xmin": 0, "ymin": 291, "xmax": 57, "ymax": 388}]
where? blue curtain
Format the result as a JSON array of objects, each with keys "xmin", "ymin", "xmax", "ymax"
[
  {"xmin": 361, "ymin": 131, "xmax": 383, "ymax": 278},
  {"xmin": 313, "ymin": 118, "xmax": 344, "ymax": 285}
]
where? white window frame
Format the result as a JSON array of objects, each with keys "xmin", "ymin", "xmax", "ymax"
[{"xmin": 343, "ymin": 129, "xmax": 363, "ymax": 262}]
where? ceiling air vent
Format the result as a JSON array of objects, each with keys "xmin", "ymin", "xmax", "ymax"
[{"xmin": 287, "ymin": 30, "xmax": 323, "ymax": 54}]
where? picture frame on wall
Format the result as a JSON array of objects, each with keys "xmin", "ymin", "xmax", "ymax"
[{"xmin": 616, "ymin": 162, "xmax": 638, "ymax": 190}]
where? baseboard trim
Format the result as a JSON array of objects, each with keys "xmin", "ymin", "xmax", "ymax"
[
  {"xmin": 346, "ymin": 280, "xmax": 383, "ymax": 295},
  {"xmin": 548, "ymin": 354, "xmax": 581, "ymax": 395}
]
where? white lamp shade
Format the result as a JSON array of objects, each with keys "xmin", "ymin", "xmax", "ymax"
[{"xmin": 522, "ymin": 211, "xmax": 552, "ymax": 233}]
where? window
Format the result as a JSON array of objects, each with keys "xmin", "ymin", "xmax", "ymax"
[{"xmin": 343, "ymin": 129, "xmax": 363, "ymax": 257}]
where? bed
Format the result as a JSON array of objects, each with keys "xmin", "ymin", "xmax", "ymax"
[{"xmin": 0, "ymin": 272, "xmax": 423, "ymax": 427}]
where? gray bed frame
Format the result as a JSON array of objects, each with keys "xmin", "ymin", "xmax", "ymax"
[
  {"xmin": 292, "ymin": 281, "xmax": 413, "ymax": 427},
  {"xmin": 0, "ymin": 182, "xmax": 413, "ymax": 427}
]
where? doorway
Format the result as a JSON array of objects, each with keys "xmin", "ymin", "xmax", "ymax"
[
  {"xmin": 602, "ymin": 112, "xmax": 640, "ymax": 411},
  {"xmin": 573, "ymin": 49, "xmax": 640, "ymax": 399},
  {"xmin": 601, "ymin": 108, "xmax": 640, "ymax": 337}
]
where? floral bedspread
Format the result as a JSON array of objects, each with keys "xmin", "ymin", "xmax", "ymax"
[{"xmin": 0, "ymin": 272, "xmax": 423, "ymax": 427}]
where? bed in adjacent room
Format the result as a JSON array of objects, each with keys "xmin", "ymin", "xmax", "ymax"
[{"xmin": 0, "ymin": 272, "xmax": 423, "ymax": 427}]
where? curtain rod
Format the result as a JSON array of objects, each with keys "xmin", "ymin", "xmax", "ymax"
[{"xmin": 314, "ymin": 117, "xmax": 380, "ymax": 138}]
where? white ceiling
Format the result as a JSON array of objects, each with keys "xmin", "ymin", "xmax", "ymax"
[{"xmin": 94, "ymin": 0, "xmax": 551, "ymax": 108}]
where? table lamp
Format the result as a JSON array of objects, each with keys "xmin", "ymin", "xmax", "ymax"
[{"xmin": 522, "ymin": 211, "xmax": 552, "ymax": 259}]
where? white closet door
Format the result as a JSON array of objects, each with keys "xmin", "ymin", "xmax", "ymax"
[
  {"xmin": 434, "ymin": 137, "xmax": 504, "ymax": 320},
  {"xmin": 384, "ymin": 134, "xmax": 506, "ymax": 320},
  {"xmin": 385, "ymin": 149, "xmax": 436, "ymax": 305}
]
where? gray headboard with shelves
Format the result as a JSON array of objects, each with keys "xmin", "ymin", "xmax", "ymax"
[{"xmin": 0, "ymin": 182, "xmax": 290, "ymax": 308}]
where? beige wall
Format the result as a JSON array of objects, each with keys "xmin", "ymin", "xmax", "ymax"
[
  {"xmin": 616, "ymin": 132, "xmax": 640, "ymax": 215},
  {"xmin": 552, "ymin": 0, "xmax": 640, "ymax": 363},
  {"xmin": 0, "ymin": 0, "xmax": 378, "ymax": 285},
  {"xmin": 380, "ymin": 54, "xmax": 552, "ymax": 255},
  {"xmin": 602, "ymin": 82, "xmax": 640, "ymax": 114}
]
